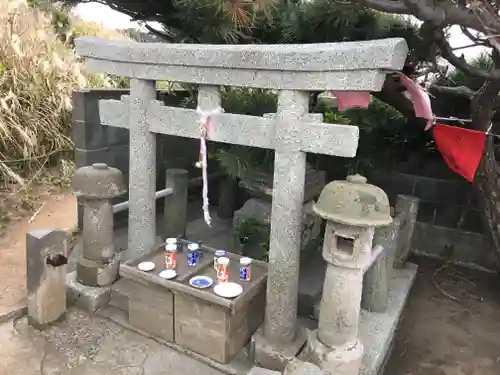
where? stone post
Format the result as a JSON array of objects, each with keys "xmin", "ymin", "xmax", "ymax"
[
  {"xmin": 361, "ymin": 250, "xmax": 387, "ymax": 313},
  {"xmin": 73, "ymin": 163, "xmax": 126, "ymax": 286},
  {"xmin": 361, "ymin": 219, "xmax": 400, "ymax": 313},
  {"xmin": 27, "ymin": 229, "xmax": 68, "ymax": 328},
  {"xmin": 128, "ymin": 78, "xmax": 157, "ymax": 257},
  {"xmin": 305, "ymin": 174, "xmax": 392, "ymax": 375},
  {"xmin": 377, "ymin": 218, "xmax": 401, "ymax": 271},
  {"xmin": 393, "ymin": 195, "xmax": 419, "ymax": 269},
  {"xmin": 253, "ymin": 90, "xmax": 310, "ymax": 371},
  {"xmin": 265, "ymin": 90, "xmax": 309, "ymax": 341},
  {"xmin": 164, "ymin": 168, "xmax": 188, "ymax": 238}
]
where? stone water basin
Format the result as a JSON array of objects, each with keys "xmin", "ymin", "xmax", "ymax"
[{"xmin": 120, "ymin": 242, "xmax": 268, "ymax": 364}]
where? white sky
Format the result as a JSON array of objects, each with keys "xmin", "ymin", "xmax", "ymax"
[{"xmin": 74, "ymin": 2, "xmax": 487, "ymax": 59}]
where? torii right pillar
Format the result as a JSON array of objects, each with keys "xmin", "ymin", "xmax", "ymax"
[{"xmin": 304, "ymin": 174, "xmax": 393, "ymax": 375}]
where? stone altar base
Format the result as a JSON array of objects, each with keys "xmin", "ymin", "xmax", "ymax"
[
  {"xmin": 105, "ymin": 259, "xmax": 415, "ymax": 375},
  {"xmin": 66, "ymin": 209, "xmax": 417, "ymax": 375}
]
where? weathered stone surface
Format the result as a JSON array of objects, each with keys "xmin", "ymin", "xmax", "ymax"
[
  {"xmin": 305, "ymin": 330, "xmax": 364, "ymax": 375},
  {"xmin": 102, "ymin": 98, "xmax": 360, "ymax": 158},
  {"xmin": 283, "ymin": 359, "xmax": 326, "ymax": 375},
  {"xmin": 314, "ymin": 174, "xmax": 392, "ymax": 227},
  {"xmin": 128, "ymin": 79, "xmax": 157, "ymax": 259},
  {"xmin": 262, "ymin": 90, "xmax": 310, "ymax": 347},
  {"xmin": 26, "ymin": 228, "xmax": 68, "ymax": 328},
  {"xmin": 318, "ymin": 264, "xmax": 364, "ymax": 348},
  {"xmin": 361, "ymin": 221, "xmax": 402, "ymax": 313},
  {"xmin": 76, "ymin": 253, "xmax": 120, "ymax": 287},
  {"xmin": 359, "ymin": 263, "xmax": 417, "ymax": 375},
  {"xmin": 247, "ymin": 366, "xmax": 281, "ymax": 375},
  {"xmin": 75, "ymin": 36, "xmax": 408, "ymax": 91},
  {"xmin": 73, "ymin": 163, "xmax": 126, "ymax": 199},
  {"xmin": 164, "ymin": 168, "xmax": 188, "ymax": 238},
  {"xmin": 307, "ymin": 174, "xmax": 395, "ymax": 375},
  {"xmin": 81, "ymin": 199, "xmax": 115, "ymax": 263},
  {"xmin": 174, "ymin": 284, "xmax": 266, "ymax": 364},
  {"xmin": 74, "ymin": 163, "xmax": 125, "ymax": 287},
  {"xmin": 0, "ymin": 308, "xmax": 225, "ymax": 375},
  {"xmin": 67, "ymin": 271, "xmax": 111, "ymax": 313},
  {"xmin": 362, "ymin": 252, "xmax": 388, "ymax": 313},
  {"xmin": 252, "ymin": 325, "xmax": 309, "ymax": 372},
  {"xmin": 129, "ymin": 299, "xmax": 174, "ymax": 342},
  {"xmin": 374, "ymin": 219, "xmax": 401, "ymax": 272},
  {"xmin": 393, "ymin": 195, "xmax": 419, "ymax": 269}
]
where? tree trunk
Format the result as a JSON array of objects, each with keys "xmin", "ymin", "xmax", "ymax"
[{"xmin": 470, "ymin": 80, "xmax": 500, "ymax": 272}]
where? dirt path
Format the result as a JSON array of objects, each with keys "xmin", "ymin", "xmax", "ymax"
[
  {"xmin": 0, "ymin": 192, "xmax": 77, "ymax": 315},
  {"xmin": 385, "ymin": 256, "xmax": 500, "ymax": 375}
]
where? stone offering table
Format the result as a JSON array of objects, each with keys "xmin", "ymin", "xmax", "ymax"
[{"xmin": 119, "ymin": 243, "xmax": 268, "ymax": 364}]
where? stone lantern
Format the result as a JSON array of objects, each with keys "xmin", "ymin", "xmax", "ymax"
[
  {"xmin": 305, "ymin": 174, "xmax": 392, "ymax": 375},
  {"xmin": 72, "ymin": 163, "xmax": 127, "ymax": 287}
]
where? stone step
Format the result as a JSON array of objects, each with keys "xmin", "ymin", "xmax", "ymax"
[{"xmin": 108, "ymin": 278, "xmax": 130, "ymax": 312}]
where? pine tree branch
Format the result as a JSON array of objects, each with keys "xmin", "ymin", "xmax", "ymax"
[
  {"xmin": 427, "ymin": 84, "xmax": 476, "ymax": 98},
  {"xmin": 434, "ymin": 28, "xmax": 500, "ymax": 81},
  {"xmin": 358, "ymin": 0, "xmax": 494, "ymax": 32},
  {"xmin": 358, "ymin": 0, "xmax": 408, "ymax": 14}
]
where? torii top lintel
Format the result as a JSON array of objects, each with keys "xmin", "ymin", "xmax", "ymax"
[{"xmin": 75, "ymin": 36, "xmax": 408, "ymax": 92}]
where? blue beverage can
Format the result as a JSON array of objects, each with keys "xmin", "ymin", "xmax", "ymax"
[
  {"xmin": 239, "ymin": 257, "xmax": 252, "ymax": 281},
  {"xmin": 187, "ymin": 243, "xmax": 199, "ymax": 267}
]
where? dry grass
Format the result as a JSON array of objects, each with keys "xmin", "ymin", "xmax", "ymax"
[
  {"xmin": 0, "ymin": 0, "xmax": 127, "ymax": 186},
  {"xmin": 0, "ymin": 0, "xmax": 130, "ymax": 225}
]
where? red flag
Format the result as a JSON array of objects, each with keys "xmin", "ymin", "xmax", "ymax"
[{"xmin": 433, "ymin": 123, "xmax": 486, "ymax": 182}]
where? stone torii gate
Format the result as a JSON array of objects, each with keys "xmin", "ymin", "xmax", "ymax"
[{"xmin": 75, "ymin": 36, "xmax": 408, "ymax": 369}]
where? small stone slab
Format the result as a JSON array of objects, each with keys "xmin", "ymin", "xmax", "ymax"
[{"xmin": 26, "ymin": 228, "xmax": 68, "ymax": 328}]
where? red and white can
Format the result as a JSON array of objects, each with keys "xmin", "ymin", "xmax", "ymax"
[
  {"xmin": 165, "ymin": 244, "xmax": 177, "ymax": 269},
  {"xmin": 216, "ymin": 257, "xmax": 230, "ymax": 283}
]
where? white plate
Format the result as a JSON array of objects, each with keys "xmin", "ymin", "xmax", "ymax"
[
  {"xmin": 158, "ymin": 269, "xmax": 177, "ymax": 279},
  {"xmin": 213, "ymin": 282, "xmax": 243, "ymax": 299},
  {"xmin": 137, "ymin": 261, "xmax": 156, "ymax": 272},
  {"xmin": 189, "ymin": 276, "xmax": 213, "ymax": 289}
]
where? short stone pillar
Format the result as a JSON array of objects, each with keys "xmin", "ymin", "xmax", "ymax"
[
  {"xmin": 72, "ymin": 163, "xmax": 126, "ymax": 287},
  {"xmin": 164, "ymin": 168, "xmax": 189, "ymax": 238},
  {"xmin": 305, "ymin": 174, "xmax": 392, "ymax": 375},
  {"xmin": 361, "ymin": 219, "xmax": 400, "ymax": 313},
  {"xmin": 27, "ymin": 229, "xmax": 69, "ymax": 328},
  {"xmin": 393, "ymin": 195, "xmax": 419, "ymax": 269}
]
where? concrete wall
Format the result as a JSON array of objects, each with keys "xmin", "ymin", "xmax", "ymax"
[
  {"xmin": 367, "ymin": 170, "xmax": 495, "ymax": 272},
  {"xmin": 72, "ymin": 89, "xmax": 203, "ymax": 227}
]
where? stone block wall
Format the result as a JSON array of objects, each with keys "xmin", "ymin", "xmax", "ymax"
[
  {"xmin": 367, "ymin": 170, "xmax": 482, "ymax": 233},
  {"xmin": 367, "ymin": 170, "xmax": 495, "ymax": 271},
  {"xmin": 72, "ymin": 89, "xmax": 201, "ymax": 228}
]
